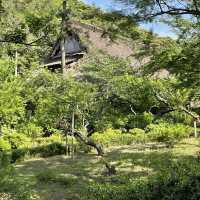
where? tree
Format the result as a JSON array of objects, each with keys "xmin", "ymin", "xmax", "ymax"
[
  {"xmin": 113, "ymin": 0, "xmax": 200, "ymax": 20},
  {"xmin": 145, "ymin": 35, "xmax": 200, "ymax": 88}
]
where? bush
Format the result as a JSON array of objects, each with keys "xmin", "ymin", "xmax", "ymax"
[
  {"xmin": 88, "ymin": 160, "xmax": 200, "ymax": 200},
  {"xmin": 22, "ymin": 123, "xmax": 43, "ymax": 139},
  {"xmin": 5, "ymin": 133, "xmax": 30, "ymax": 149},
  {"xmin": 0, "ymin": 152, "xmax": 11, "ymax": 168},
  {"xmin": 11, "ymin": 142, "xmax": 66, "ymax": 163},
  {"xmin": 0, "ymin": 139, "xmax": 11, "ymax": 151},
  {"xmin": 129, "ymin": 128, "xmax": 145, "ymax": 135},
  {"xmin": 164, "ymin": 111, "xmax": 193, "ymax": 125},
  {"xmin": 1, "ymin": 127, "xmax": 31, "ymax": 149},
  {"xmin": 35, "ymin": 134, "xmax": 63, "ymax": 145},
  {"xmin": 129, "ymin": 128, "xmax": 147, "ymax": 143},
  {"xmin": 11, "ymin": 148, "xmax": 28, "ymax": 163},
  {"xmin": 34, "ymin": 142, "xmax": 66, "ymax": 157},
  {"xmin": 92, "ymin": 129, "xmax": 135, "ymax": 147},
  {"xmin": 92, "ymin": 128, "xmax": 153, "ymax": 146},
  {"xmin": 128, "ymin": 112, "xmax": 154, "ymax": 129},
  {"xmin": 146, "ymin": 123, "xmax": 193, "ymax": 146}
]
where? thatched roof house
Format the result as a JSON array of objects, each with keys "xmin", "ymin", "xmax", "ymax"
[{"xmin": 44, "ymin": 31, "xmax": 87, "ymax": 71}]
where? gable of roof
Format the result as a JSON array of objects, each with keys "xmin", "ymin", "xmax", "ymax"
[{"xmin": 50, "ymin": 31, "xmax": 86, "ymax": 59}]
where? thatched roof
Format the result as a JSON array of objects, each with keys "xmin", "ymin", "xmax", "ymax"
[{"xmin": 44, "ymin": 31, "xmax": 87, "ymax": 68}]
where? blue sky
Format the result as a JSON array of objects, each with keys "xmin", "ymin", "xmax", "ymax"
[{"xmin": 82, "ymin": 0, "xmax": 176, "ymax": 38}]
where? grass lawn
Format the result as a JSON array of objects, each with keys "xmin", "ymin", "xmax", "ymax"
[{"xmin": 14, "ymin": 138, "xmax": 200, "ymax": 200}]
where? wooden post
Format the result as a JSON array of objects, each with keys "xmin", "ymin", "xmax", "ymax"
[
  {"xmin": 194, "ymin": 120, "xmax": 198, "ymax": 138},
  {"xmin": 71, "ymin": 109, "xmax": 75, "ymax": 159},
  {"xmin": 61, "ymin": 0, "xmax": 67, "ymax": 74},
  {"xmin": 65, "ymin": 134, "xmax": 68, "ymax": 156},
  {"xmin": 82, "ymin": 116, "xmax": 85, "ymax": 129},
  {"xmin": 15, "ymin": 50, "xmax": 18, "ymax": 77},
  {"xmin": 61, "ymin": 38, "xmax": 66, "ymax": 74}
]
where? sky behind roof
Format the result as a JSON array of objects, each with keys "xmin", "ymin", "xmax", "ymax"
[{"xmin": 82, "ymin": 0, "xmax": 177, "ymax": 38}]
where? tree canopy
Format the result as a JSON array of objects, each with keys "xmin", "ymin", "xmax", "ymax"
[{"xmin": 113, "ymin": 0, "xmax": 200, "ymax": 20}]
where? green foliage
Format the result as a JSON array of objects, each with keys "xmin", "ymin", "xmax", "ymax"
[
  {"xmin": 0, "ymin": 157, "xmax": 39, "ymax": 200},
  {"xmin": 0, "ymin": 1, "xmax": 199, "ymax": 200},
  {"xmin": 113, "ymin": 0, "xmax": 200, "ymax": 22},
  {"xmin": 110, "ymin": 75, "xmax": 156, "ymax": 113},
  {"xmin": 145, "ymin": 33, "xmax": 200, "ymax": 89},
  {"xmin": 0, "ymin": 139, "xmax": 11, "ymax": 151},
  {"xmin": 0, "ymin": 78, "xmax": 25, "ymax": 127},
  {"xmin": 92, "ymin": 129, "xmax": 135, "ymax": 147},
  {"xmin": 0, "ymin": 59, "xmax": 15, "ymax": 81},
  {"xmin": 36, "ymin": 169, "xmax": 76, "ymax": 186},
  {"xmin": 2, "ymin": 128, "xmax": 30, "ymax": 149},
  {"xmin": 128, "ymin": 112, "xmax": 154, "ymax": 129},
  {"xmin": 129, "ymin": 128, "xmax": 145, "ymax": 135},
  {"xmin": 35, "ymin": 134, "xmax": 62, "ymax": 145},
  {"xmin": 23, "ymin": 123, "xmax": 43, "ymax": 138},
  {"xmin": 0, "ymin": 0, "xmax": 198, "ymax": 179},
  {"xmin": 88, "ymin": 160, "xmax": 200, "ymax": 200},
  {"xmin": 146, "ymin": 123, "xmax": 193, "ymax": 145},
  {"xmin": 129, "ymin": 128, "xmax": 146, "ymax": 143},
  {"xmin": 11, "ymin": 142, "xmax": 66, "ymax": 163},
  {"xmin": 162, "ymin": 111, "xmax": 193, "ymax": 125},
  {"xmin": 1, "ymin": 126, "xmax": 30, "ymax": 147},
  {"xmin": 91, "ymin": 122, "xmax": 194, "ymax": 147},
  {"xmin": 78, "ymin": 138, "xmax": 92, "ymax": 153}
]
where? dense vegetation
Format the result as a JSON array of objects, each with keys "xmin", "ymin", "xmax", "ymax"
[{"xmin": 0, "ymin": 0, "xmax": 200, "ymax": 199}]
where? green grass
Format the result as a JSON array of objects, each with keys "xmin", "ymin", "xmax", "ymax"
[{"xmin": 12, "ymin": 138, "xmax": 200, "ymax": 200}]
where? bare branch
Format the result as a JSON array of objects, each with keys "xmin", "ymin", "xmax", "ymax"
[
  {"xmin": 0, "ymin": 34, "xmax": 50, "ymax": 47},
  {"xmin": 0, "ymin": 40, "xmax": 41, "ymax": 46},
  {"xmin": 193, "ymin": 0, "xmax": 199, "ymax": 12},
  {"xmin": 130, "ymin": 105, "xmax": 137, "ymax": 115},
  {"xmin": 153, "ymin": 90, "xmax": 200, "ymax": 121},
  {"xmin": 179, "ymin": 106, "xmax": 200, "ymax": 121},
  {"xmin": 153, "ymin": 90, "xmax": 169, "ymax": 106},
  {"xmin": 156, "ymin": 0, "xmax": 163, "ymax": 12},
  {"xmin": 71, "ymin": 130, "xmax": 104, "ymax": 156},
  {"xmin": 137, "ymin": 7, "xmax": 200, "ymax": 20}
]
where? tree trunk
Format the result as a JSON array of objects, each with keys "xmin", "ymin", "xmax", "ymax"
[
  {"xmin": 15, "ymin": 50, "xmax": 18, "ymax": 77},
  {"xmin": 194, "ymin": 120, "xmax": 198, "ymax": 138},
  {"xmin": 72, "ymin": 131, "xmax": 104, "ymax": 156},
  {"xmin": 61, "ymin": 0, "xmax": 67, "ymax": 74}
]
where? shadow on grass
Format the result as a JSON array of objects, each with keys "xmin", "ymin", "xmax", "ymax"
[
  {"xmin": 14, "ymin": 141, "xmax": 200, "ymax": 200},
  {"xmin": 105, "ymin": 144, "xmax": 199, "ymax": 179},
  {"xmin": 15, "ymin": 153, "xmax": 104, "ymax": 200}
]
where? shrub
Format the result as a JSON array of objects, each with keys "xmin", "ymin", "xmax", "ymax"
[
  {"xmin": 34, "ymin": 142, "xmax": 66, "ymax": 157},
  {"xmin": 11, "ymin": 148, "xmax": 28, "ymax": 163},
  {"xmin": 128, "ymin": 112, "xmax": 154, "ymax": 129},
  {"xmin": 11, "ymin": 142, "xmax": 66, "ymax": 163},
  {"xmin": 146, "ymin": 123, "xmax": 193, "ymax": 146},
  {"xmin": 164, "ymin": 111, "xmax": 193, "ymax": 125},
  {"xmin": 35, "ymin": 134, "xmax": 63, "ymax": 145},
  {"xmin": 88, "ymin": 160, "xmax": 200, "ymax": 200},
  {"xmin": 0, "ymin": 139, "xmax": 11, "ymax": 151},
  {"xmin": 129, "ymin": 128, "xmax": 147, "ymax": 143},
  {"xmin": 1, "ymin": 127, "xmax": 31, "ymax": 149},
  {"xmin": 0, "ymin": 152, "xmax": 11, "ymax": 168},
  {"xmin": 22, "ymin": 123, "xmax": 43, "ymax": 139},
  {"xmin": 92, "ymin": 129, "xmax": 135, "ymax": 147},
  {"xmin": 129, "ymin": 128, "xmax": 145, "ymax": 135},
  {"xmin": 5, "ymin": 133, "xmax": 30, "ymax": 149}
]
